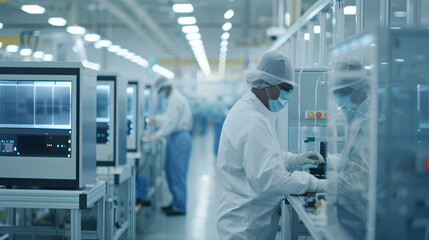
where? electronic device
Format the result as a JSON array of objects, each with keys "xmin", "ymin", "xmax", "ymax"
[
  {"xmin": 96, "ymin": 74, "xmax": 127, "ymax": 167},
  {"xmin": 126, "ymin": 81, "xmax": 138, "ymax": 152},
  {"xmin": 0, "ymin": 61, "xmax": 97, "ymax": 188}
]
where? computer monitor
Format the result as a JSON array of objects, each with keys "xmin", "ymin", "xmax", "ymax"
[
  {"xmin": 96, "ymin": 74, "xmax": 127, "ymax": 167},
  {"xmin": 0, "ymin": 62, "xmax": 97, "ymax": 188}
]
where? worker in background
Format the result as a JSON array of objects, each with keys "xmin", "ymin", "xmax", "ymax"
[
  {"xmin": 217, "ymin": 51, "xmax": 327, "ymax": 240},
  {"xmin": 327, "ymin": 61, "xmax": 370, "ymax": 240},
  {"xmin": 210, "ymin": 96, "xmax": 228, "ymax": 156},
  {"xmin": 151, "ymin": 76, "xmax": 193, "ymax": 216}
]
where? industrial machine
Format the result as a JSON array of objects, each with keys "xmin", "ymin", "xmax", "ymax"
[
  {"xmin": 96, "ymin": 73, "xmax": 127, "ymax": 167},
  {"xmin": 278, "ymin": 68, "xmax": 332, "ymax": 178},
  {"xmin": 327, "ymin": 28, "xmax": 429, "ymax": 240},
  {"xmin": 127, "ymin": 81, "xmax": 138, "ymax": 152},
  {"xmin": 0, "ymin": 61, "xmax": 97, "ymax": 188}
]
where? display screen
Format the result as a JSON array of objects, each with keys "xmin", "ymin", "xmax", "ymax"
[
  {"xmin": 0, "ymin": 81, "xmax": 72, "ymax": 158},
  {"xmin": 96, "ymin": 85, "xmax": 111, "ymax": 144},
  {"xmin": 127, "ymin": 87, "xmax": 135, "ymax": 136}
]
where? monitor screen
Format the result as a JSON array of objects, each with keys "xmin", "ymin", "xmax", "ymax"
[
  {"xmin": 0, "ymin": 81, "xmax": 72, "ymax": 158},
  {"xmin": 96, "ymin": 84, "xmax": 111, "ymax": 144},
  {"xmin": 127, "ymin": 86, "xmax": 135, "ymax": 136}
]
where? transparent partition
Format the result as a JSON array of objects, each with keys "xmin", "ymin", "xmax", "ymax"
[{"xmin": 328, "ymin": 29, "xmax": 429, "ymax": 240}]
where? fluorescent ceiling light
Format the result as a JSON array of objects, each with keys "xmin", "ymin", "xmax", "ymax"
[
  {"xmin": 95, "ymin": 39, "xmax": 112, "ymax": 48},
  {"xmin": 82, "ymin": 60, "xmax": 100, "ymax": 71},
  {"xmin": 220, "ymin": 40, "xmax": 228, "ymax": 47},
  {"xmin": 84, "ymin": 33, "xmax": 101, "ymax": 42},
  {"xmin": 153, "ymin": 64, "xmax": 175, "ymax": 79},
  {"xmin": 189, "ymin": 39, "xmax": 203, "ymax": 46},
  {"xmin": 186, "ymin": 33, "xmax": 201, "ymax": 40},
  {"xmin": 33, "ymin": 51, "xmax": 44, "ymax": 58},
  {"xmin": 48, "ymin": 17, "xmax": 67, "ymax": 27},
  {"xmin": 395, "ymin": 58, "xmax": 405, "ymax": 62},
  {"xmin": 344, "ymin": 6, "xmax": 356, "ymax": 15},
  {"xmin": 182, "ymin": 25, "xmax": 199, "ymax": 33},
  {"xmin": 304, "ymin": 33, "xmax": 310, "ymax": 40},
  {"xmin": 108, "ymin": 45, "xmax": 121, "ymax": 53},
  {"xmin": 172, "ymin": 4, "xmax": 194, "ymax": 13},
  {"xmin": 221, "ymin": 32, "xmax": 230, "ymax": 40},
  {"xmin": 0, "ymin": 23, "xmax": 3, "ymax": 30},
  {"xmin": 6, "ymin": 45, "xmax": 18, "ymax": 53},
  {"xmin": 20, "ymin": 48, "xmax": 32, "ymax": 56},
  {"xmin": 21, "ymin": 5, "xmax": 45, "ymax": 14},
  {"xmin": 313, "ymin": 25, "xmax": 320, "ymax": 34},
  {"xmin": 391, "ymin": 26, "xmax": 402, "ymax": 30},
  {"xmin": 124, "ymin": 52, "xmax": 135, "ymax": 59},
  {"xmin": 224, "ymin": 9, "xmax": 234, "ymax": 19},
  {"xmin": 0, "ymin": 42, "xmax": 2, "ymax": 48},
  {"xmin": 117, "ymin": 49, "xmax": 129, "ymax": 56},
  {"xmin": 222, "ymin": 22, "xmax": 232, "ymax": 31},
  {"xmin": 138, "ymin": 59, "xmax": 149, "ymax": 68},
  {"xmin": 393, "ymin": 11, "xmax": 407, "ymax": 18},
  {"xmin": 43, "ymin": 54, "xmax": 53, "ymax": 61},
  {"xmin": 66, "ymin": 25, "xmax": 86, "ymax": 35},
  {"xmin": 178, "ymin": 17, "xmax": 196, "ymax": 25}
]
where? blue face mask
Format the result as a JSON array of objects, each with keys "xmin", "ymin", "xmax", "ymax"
[
  {"xmin": 335, "ymin": 94, "xmax": 359, "ymax": 120},
  {"xmin": 266, "ymin": 86, "xmax": 293, "ymax": 112}
]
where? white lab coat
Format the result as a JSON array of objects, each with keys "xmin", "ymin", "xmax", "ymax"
[
  {"xmin": 154, "ymin": 89, "xmax": 192, "ymax": 137},
  {"xmin": 217, "ymin": 90, "xmax": 314, "ymax": 240}
]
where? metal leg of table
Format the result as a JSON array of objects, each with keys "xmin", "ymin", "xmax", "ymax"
[
  {"xmin": 131, "ymin": 168, "xmax": 136, "ymax": 240},
  {"xmin": 97, "ymin": 196, "xmax": 105, "ymax": 240},
  {"xmin": 290, "ymin": 207, "xmax": 299, "ymax": 240},
  {"xmin": 7, "ymin": 209, "xmax": 15, "ymax": 240},
  {"xmin": 70, "ymin": 209, "xmax": 81, "ymax": 240}
]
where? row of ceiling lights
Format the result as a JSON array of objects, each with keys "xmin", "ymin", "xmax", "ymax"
[
  {"xmin": 218, "ymin": 9, "xmax": 234, "ymax": 77},
  {"xmin": 0, "ymin": 4, "xmax": 175, "ymax": 78},
  {"xmin": 173, "ymin": 3, "xmax": 211, "ymax": 76}
]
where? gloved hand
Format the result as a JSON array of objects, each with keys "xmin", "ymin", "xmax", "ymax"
[
  {"xmin": 297, "ymin": 152, "xmax": 325, "ymax": 166},
  {"xmin": 307, "ymin": 176, "xmax": 328, "ymax": 192},
  {"xmin": 151, "ymin": 131, "xmax": 162, "ymax": 141},
  {"xmin": 149, "ymin": 116, "xmax": 163, "ymax": 128}
]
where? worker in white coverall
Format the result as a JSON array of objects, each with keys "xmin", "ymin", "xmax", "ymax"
[
  {"xmin": 216, "ymin": 51, "xmax": 328, "ymax": 239},
  {"xmin": 151, "ymin": 76, "xmax": 193, "ymax": 216}
]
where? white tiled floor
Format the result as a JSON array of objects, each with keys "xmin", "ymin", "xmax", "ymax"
[{"xmin": 137, "ymin": 127, "xmax": 223, "ymax": 240}]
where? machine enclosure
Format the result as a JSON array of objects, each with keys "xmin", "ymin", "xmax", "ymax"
[
  {"xmin": 96, "ymin": 73, "xmax": 127, "ymax": 167},
  {"xmin": 0, "ymin": 61, "xmax": 97, "ymax": 189}
]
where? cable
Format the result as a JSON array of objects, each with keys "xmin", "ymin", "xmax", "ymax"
[
  {"xmin": 314, "ymin": 76, "xmax": 321, "ymax": 127},
  {"xmin": 297, "ymin": 68, "xmax": 304, "ymax": 153},
  {"xmin": 49, "ymin": 209, "xmax": 61, "ymax": 240}
]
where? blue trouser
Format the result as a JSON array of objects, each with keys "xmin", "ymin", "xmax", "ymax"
[{"xmin": 165, "ymin": 130, "xmax": 192, "ymax": 213}]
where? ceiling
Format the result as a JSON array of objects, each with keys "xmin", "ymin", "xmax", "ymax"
[{"xmin": 0, "ymin": 0, "xmax": 318, "ymax": 76}]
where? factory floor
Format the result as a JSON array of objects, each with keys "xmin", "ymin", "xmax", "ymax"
[
  {"xmin": 136, "ymin": 127, "xmax": 223, "ymax": 240},
  {"xmin": 135, "ymin": 127, "xmax": 300, "ymax": 240}
]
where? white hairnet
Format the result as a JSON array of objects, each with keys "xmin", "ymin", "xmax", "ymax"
[
  {"xmin": 330, "ymin": 60, "xmax": 368, "ymax": 92},
  {"xmin": 154, "ymin": 75, "xmax": 173, "ymax": 92},
  {"xmin": 246, "ymin": 51, "xmax": 296, "ymax": 89}
]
